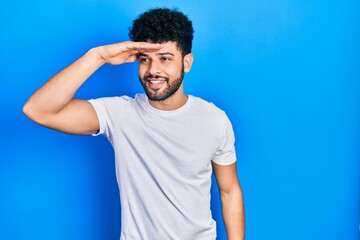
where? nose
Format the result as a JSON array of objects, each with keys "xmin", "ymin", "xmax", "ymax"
[{"xmin": 147, "ymin": 60, "xmax": 162, "ymax": 76}]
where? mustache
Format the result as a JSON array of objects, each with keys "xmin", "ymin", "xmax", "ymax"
[{"xmin": 144, "ymin": 74, "xmax": 168, "ymax": 80}]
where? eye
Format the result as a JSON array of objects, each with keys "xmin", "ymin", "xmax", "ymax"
[
  {"xmin": 161, "ymin": 57, "xmax": 171, "ymax": 61},
  {"xmin": 139, "ymin": 57, "xmax": 150, "ymax": 63}
]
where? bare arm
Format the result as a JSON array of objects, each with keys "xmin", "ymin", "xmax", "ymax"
[
  {"xmin": 213, "ymin": 162, "xmax": 245, "ymax": 240},
  {"xmin": 23, "ymin": 41, "xmax": 163, "ymax": 134}
]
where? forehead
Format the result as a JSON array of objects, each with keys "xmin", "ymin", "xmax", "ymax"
[{"xmin": 141, "ymin": 41, "xmax": 181, "ymax": 56}]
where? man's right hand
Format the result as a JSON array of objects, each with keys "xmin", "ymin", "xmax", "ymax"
[
  {"xmin": 98, "ymin": 41, "xmax": 163, "ymax": 65},
  {"xmin": 23, "ymin": 41, "xmax": 163, "ymax": 135}
]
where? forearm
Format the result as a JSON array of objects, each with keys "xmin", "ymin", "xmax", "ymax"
[
  {"xmin": 23, "ymin": 47, "xmax": 105, "ymax": 120},
  {"xmin": 221, "ymin": 187, "xmax": 245, "ymax": 240}
]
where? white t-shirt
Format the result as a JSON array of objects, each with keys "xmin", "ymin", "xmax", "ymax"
[{"xmin": 89, "ymin": 94, "xmax": 236, "ymax": 240}]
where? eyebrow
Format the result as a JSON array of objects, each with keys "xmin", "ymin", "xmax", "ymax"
[
  {"xmin": 138, "ymin": 52, "xmax": 175, "ymax": 57},
  {"xmin": 158, "ymin": 52, "xmax": 175, "ymax": 56}
]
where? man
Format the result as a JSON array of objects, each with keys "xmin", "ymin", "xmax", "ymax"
[{"xmin": 23, "ymin": 8, "xmax": 245, "ymax": 240}]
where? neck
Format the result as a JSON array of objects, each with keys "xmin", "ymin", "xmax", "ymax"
[{"xmin": 148, "ymin": 87, "xmax": 188, "ymax": 111}]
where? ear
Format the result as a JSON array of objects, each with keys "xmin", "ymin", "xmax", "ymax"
[{"xmin": 183, "ymin": 53, "xmax": 194, "ymax": 73}]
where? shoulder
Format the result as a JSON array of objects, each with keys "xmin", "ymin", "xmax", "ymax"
[
  {"xmin": 189, "ymin": 95, "xmax": 226, "ymax": 118},
  {"xmin": 188, "ymin": 96, "xmax": 231, "ymax": 133},
  {"xmin": 89, "ymin": 95, "xmax": 133, "ymax": 104},
  {"xmin": 87, "ymin": 95, "xmax": 135, "ymax": 119},
  {"xmin": 88, "ymin": 95, "xmax": 135, "ymax": 109}
]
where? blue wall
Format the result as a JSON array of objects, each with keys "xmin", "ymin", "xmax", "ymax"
[{"xmin": 1, "ymin": 0, "xmax": 359, "ymax": 239}]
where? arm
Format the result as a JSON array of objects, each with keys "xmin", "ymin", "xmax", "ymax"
[
  {"xmin": 212, "ymin": 162, "xmax": 245, "ymax": 240},
  {"xmin": 23, "ymin": 41, "xmax": 163, "ymax": 134}
]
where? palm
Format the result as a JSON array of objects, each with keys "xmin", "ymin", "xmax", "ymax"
[{"xmin": 101, "ymin": 41, "xmax": 162, "ymax": 65}]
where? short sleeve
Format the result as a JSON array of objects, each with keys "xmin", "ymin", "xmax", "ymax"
[
  {"xmin": 88, "ymin": 96, "xmax": 130, "ymax": 139},
  {"xmin": 212, "ymin": 114, "xmax": 237, "ymax": 165}
]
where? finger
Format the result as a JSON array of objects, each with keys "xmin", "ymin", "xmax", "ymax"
[
  {"xmin": 124, "ymin": 54, "xmax": 138, "ymax": 63},
  {"xmin": 127, "ymin": 42, "xmax": 163, "ymax": 51}
]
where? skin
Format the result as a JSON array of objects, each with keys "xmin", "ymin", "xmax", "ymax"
[
  {"xmin": 213, "ymin": 162, "xmax": 245, "ymax": 239},
  {"xmin": 23, "ymin": 40, "xmax": 245, "ymax": 239},
  {"xmin": 137, "ymin": 41, "xmax": 193, "ymax": 110}
]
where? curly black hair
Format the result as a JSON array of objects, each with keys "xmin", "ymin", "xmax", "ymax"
[{"xmin": 129, "ymin": 8, "xmax": 194, "ymax": 56}]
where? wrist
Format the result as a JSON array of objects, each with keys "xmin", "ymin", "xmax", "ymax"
[{"xmin": 88, "ymin": 47, "xmax": 106, "ymax": 66}]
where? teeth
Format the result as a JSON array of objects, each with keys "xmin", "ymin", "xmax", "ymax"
[{"xmin": 150, "ymin": 80, "xmax": 165, "ymax": 84}]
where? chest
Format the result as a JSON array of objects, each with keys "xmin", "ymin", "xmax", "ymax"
[{"xmin": 112, "ymin": 107, "xmax": 222, "ymax": 173}]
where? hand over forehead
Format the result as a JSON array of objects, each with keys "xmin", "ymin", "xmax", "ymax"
[{"xmin": 127, "ymin": 41, "xmax": 163, "ymax": 53}]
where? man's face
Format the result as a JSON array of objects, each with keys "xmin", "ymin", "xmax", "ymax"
[{"xmin": 138, "ymin": 41, "xmax": 186, "ymax": 101}]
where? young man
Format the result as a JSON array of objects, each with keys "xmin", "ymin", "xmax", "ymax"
[{"xmin": 23, "ymin": 8, "xmax": 245, "ymax": 240}]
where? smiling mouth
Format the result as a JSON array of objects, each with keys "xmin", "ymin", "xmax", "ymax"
[
  {"xmin": 148, "ymin": 79, "xmax": 165, "ymax": 84},
  {"xmin": 145, "ymin": 76, "xmax": 167, "ymax": 89},
  {"xmin": 145, "ymin": 75, "xmax": 167, "ymax": 83}
]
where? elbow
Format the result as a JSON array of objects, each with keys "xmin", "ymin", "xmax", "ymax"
[
  {"xmin": 22, "ymin": 100, "xmax": 45, "ymax": 124},
  {"xmin": 220, "ymin": 185, "xmax": 243, "ymax": 202},
  {"xmin": 22, "ymin": 101, "xmax": 33, "ymax": 119}
]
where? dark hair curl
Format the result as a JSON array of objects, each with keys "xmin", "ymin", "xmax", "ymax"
[{"xmin": 129, "ymin": 8, "xmax": 194, "ymax": 56}]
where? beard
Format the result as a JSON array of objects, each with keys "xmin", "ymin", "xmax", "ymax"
[{"xmin": 139, "ymin": 65, "xmax": 185, "ymax": 101}]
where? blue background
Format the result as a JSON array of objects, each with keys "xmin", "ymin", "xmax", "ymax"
[{"xmin": 1, "ymin": 0, "xmax": 359, "ymax": 239}]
